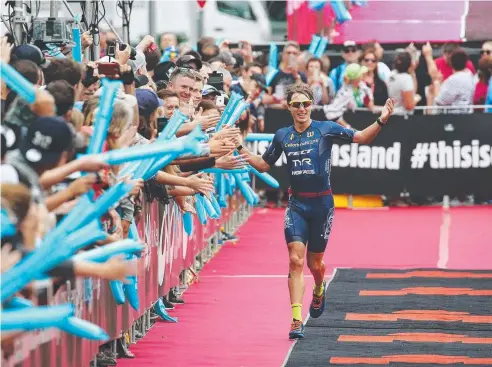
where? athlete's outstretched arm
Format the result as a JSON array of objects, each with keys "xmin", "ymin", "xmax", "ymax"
[
  {"xmin": 239, "ymin": 130, "xmax": 284, "ymax": 173},
  {"xmin": 353, "ymin": 98, "xmax": 395, "ymax": 145},
  {"xmin": 240, "ymin": 145, "xmax": 271, "ymax": 173}
]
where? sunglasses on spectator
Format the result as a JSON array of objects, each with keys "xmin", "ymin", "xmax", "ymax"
[
  {"xmin": 480, "ymin": 50, "xmax": 491, "ymax": 56},
  {"xmin": 289, "ymin": 100, "xmax": 312, "ymax": 109},
  {"xmin": 363, "ymin": 58, "xmax": 376, "ymax": 63},
  {"xmin": 343, "ymin": 47, "xmax": 358, "ymax": 53}
]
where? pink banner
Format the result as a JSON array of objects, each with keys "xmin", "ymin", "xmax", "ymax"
[{"xmin": 2, "ymin": 194, "xmax": 245, "ymax": 367}]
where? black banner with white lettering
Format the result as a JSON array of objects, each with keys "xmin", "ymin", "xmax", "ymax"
[{"xmin": 251, "ymin": 109, "xmax": 492, "ymax": 197}]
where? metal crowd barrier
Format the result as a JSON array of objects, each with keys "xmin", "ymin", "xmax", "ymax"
[{"xmin": 1, "ymin": 193, "xmax": 252, "ymax": 367}]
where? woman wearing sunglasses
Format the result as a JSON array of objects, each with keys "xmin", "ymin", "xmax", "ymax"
[{"xmin": 238, "ymin": 84, "xmax": 395, "ymax": 340}]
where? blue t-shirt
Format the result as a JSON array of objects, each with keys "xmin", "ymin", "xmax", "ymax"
[{"xmin": 262, "ymin": 120, "xmax": 355, "ymax": 192}]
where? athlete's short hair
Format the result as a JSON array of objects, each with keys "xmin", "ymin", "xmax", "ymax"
[{"xmin": 285, "ymin": 83, "xmax": 314, "ymax": 104}]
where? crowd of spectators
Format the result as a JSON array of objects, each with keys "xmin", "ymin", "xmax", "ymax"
[{"xmin": 1, "ymin": 27, "xmax": 491, "ymax": 364}]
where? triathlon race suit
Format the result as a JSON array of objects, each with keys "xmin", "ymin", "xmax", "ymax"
[{"xmin": 262, "ymin": 120, "xmax": 355, "ymax": 253}]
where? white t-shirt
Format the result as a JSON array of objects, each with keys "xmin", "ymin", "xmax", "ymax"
[
  {"xmin": 435, "ymin": 70, "xmax": 474, "ymax": 114},
  {"xmin": 386, "ymin": 71, "xmax": 414, "ymax": 115}
]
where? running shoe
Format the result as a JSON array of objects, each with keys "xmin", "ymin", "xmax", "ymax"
[
  {"xmin": 309, "ymin": 280, "xmax": 327, "ymax": 319},
  {"xmin": 289, "ymin": 319, "xmax": 305, "ymax": 339},
  {"xmin": 221, "ymin": 230, "xmax": 238, "ymax": 242}
]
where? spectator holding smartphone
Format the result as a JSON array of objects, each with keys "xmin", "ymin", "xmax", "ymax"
[
  {"xmin": 268, "ymin": 41, "xmax": 307, "ymax": 104},
  {"xmin": 306, "ymin": 57, "xmax": 335, "ymax": 105}
]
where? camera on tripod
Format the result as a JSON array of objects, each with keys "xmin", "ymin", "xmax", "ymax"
[{"xmin": 106, "ymin": 40, "xmax": 136, "ymax": 60}]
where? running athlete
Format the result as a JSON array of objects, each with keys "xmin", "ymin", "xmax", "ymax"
[{"xmin": 238, "ymin": 84, "xmax": 395, "ymax": 339}]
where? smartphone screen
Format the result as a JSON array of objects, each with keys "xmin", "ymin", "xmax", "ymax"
[
  {"xmin": 107, "ymin": 44, "xmax": 116, "ymax": 58},
  {"xmin": 208, "ymin": 72, "xmax": 224, "ymax": 92}
]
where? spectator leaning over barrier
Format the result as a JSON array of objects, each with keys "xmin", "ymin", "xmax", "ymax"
[
  {"xmin": 191, "ymin": 72, "xmax": 205, "ymax": 109},
  {"xmin": 156, "ymin": 90, "xmax": 180, "ymax": 130},
  {"xmin": 427, "ymin": 48, "xmax": 474, "ymax": 114},
  {"xmin": 269, "ymin": 41, "xmax": 307, "ymax": 104},
  {"xmin": 167, "ymin": 67, "xmax": 196, "ymax": 106},
  {"xmin": 386, "ymin": 51, "xmax": 420, "ymax": 115},
  {"xmin": 306, "ymin": 57, "xmax": 335, "ymax": 105},
  {"xmin": 329, "ymin": 40, "xmax": 360, "ymax": 93}
]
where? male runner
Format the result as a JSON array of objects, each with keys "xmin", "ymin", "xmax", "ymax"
[{"xmin": 238, "ymin": 84, "xmax": 395, "ymax": 339}]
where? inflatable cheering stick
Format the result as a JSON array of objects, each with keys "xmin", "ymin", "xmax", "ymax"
[
  {"xmin": 154, "ymin": 298, "xmax": 178, "ymax": 323},
  {"xmin": 216, "ymin": 92, "xmax": 243, "ymax": 131},
  {"xmin": 110, "ymin": 280, "xmax": 126, "ymax": 305},
  {"xmin": 123, "ymin": 254, "xmax": 139, "ymax": 311},
  {"xmin": 244, "ymin": 133, "xmax": 274, "ymax": 142},
  {"xmin": 330, "ymin": 0, "xmax": 352, "ymax": 24},
  {"xmin": 308, "ymin": 35, "xmax": 322, "ymax": 54},
  {"xmin": 315, "ymin": 37, "xmax": 329, "ymax": 58},
  {"xmin": 0, "ymin": 61, "xmax": 36, "ymax": 104},
  {"xmin": 182, "ymin": 211, "xmax": 193, "ymax": 236},
  {"xmin": 0, "ymin": 304, "xmax": 74, "ymax": 332},
  {"xmin": 3, "ymin": 298, "xmax": 109, "ymax": 340},
  {"xmin": 87, "ymin": 78, "xmax": 122, "ymax": 154},
  {"xmin": 72, "ymin": 240, "xmax": 143, "ymax": 263}
]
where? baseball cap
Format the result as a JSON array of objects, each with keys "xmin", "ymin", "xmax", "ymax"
[
  {"xmin": 250, "ymin": 73, "xmax": 268, "ymax": 91},
  {"xmin": 19, "ymin": 116, "xmax": 73, "ymax": 166},
  {"xmin": 176, "ymin": 54, "xmax": 203, "ymax": 70},
  {"xmin": 344, "ymin": 63, "xmax": 364, "ymax": 81},
  {"xmin": 11, "ymin": 44, "xmax": 49, "ymax": 67},
  {"xmin": 202, "ymin": 84, "xmax": 221, "ymax": 97},
  {"xmin": 136, "ymin": 89, "xmax": 164, "ymax": 117},
  {"xmin": 134, "ymin": 74, "xmax": 150, "ymax": 88},
  {"xmin": 343, "ymin": 40, "xmax": 358, "ymax": 52},
  {"xmin": 154, "ymin": 61, "xmax": 176, "ymax": 82}
]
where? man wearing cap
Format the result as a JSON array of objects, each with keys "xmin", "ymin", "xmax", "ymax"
[
  {"xmin": 176, "ymin": 55, "xmax": 203, "ymax": 71},
  {"xmin": 329, "ymin": 40, "xmax": 361, "ymax": 93},
  {"xmin": 237, "ymin": 83, "xmax": 395, "ymax": 339}
]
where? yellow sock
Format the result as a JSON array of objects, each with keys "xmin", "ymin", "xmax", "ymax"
[
  {"xmin": 314, "ymin": 282, "xmax": 325, "ymax": 297},
  {"xmin": 291, "ymin": 303, "xmax": 302, "ymax": 321}
]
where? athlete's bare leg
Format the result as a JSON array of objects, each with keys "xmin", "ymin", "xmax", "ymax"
[
  {"xmin": 287, "ymin": 241, "xmax": 306, "ymax": 306},
  {"xmin": 306, "ymin": 251, "xmax": 326, "ymax": 288}
]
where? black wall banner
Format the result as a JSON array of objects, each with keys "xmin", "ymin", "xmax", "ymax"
[{"xmin": 250, "ymin": 109, "xmax": 492, "ymax": 197}]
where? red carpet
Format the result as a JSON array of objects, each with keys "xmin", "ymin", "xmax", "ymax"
[{"xmin": 118, "ymin": 206, "xmax": 491, "ymax": 367}]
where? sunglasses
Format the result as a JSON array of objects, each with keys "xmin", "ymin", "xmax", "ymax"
[
  {"xmin": 363, "ymin": 58, "xmax": 376, "ymax": 63},
  {"xmin": 480, "ymin": 50, "xmax": 491, "ymax": 56},
  {"xmin": 343, "ymin": 47, "xmax": 358, "ymax": 53},
  {"xmin": 289, "ymin": 100, "xmax": 313, "ymax": 109}
]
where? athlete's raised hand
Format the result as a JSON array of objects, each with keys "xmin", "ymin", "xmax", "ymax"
[{"xmin": 379, "ymin": 98, "xmax": 395, "ymax": 123}]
